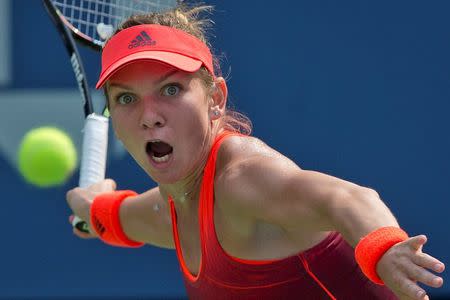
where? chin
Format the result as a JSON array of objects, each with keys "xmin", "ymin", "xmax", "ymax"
[{"xmin": 144, "ymin": 168, "xmax": 185, "ymax": 185}]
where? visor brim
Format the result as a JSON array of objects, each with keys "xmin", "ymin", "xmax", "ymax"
[{"xmin": 96, "ymin": 51, "xmax": 203, "ymax": 89}]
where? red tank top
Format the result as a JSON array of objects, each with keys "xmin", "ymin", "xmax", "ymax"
[{"xmin": 168, "ymin": 131, "xmax": 397, "ymax": 299}]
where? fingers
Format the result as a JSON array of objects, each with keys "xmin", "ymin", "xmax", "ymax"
[
  {"xmin": 392, "ymin": 276, "xmax": 429, "ymax": 300},
  {"xmin": 90, "ymin": 178, "xmax": 117, "ymax": 193},
  {"xmin": 380, "ymin": 234, "xmax": 445, "ymax": 300},
  {"xmin": 66, "ymin": 187, "xmax": 90, "ymax": 221},
  {"xmin": 73, "ymin": 227, "xmax": 96, "ymax": 239},
  {"xmin": 66, "ymin": 179, "xmax": 116, "ymax": 240},
  {"xmin": 406, "ymin": 235, "xmax": 427, "ymax": 251},
  {"xmin": 106, "ymin": 178, "xmax": 117, "ymax": 190},
  {"xmin": 72, "ymin": 227, "xmax": 97, "ymax": 239},
  {"xmin": 394, "ymin": 237, "xmax": 445, "ymax": 299},
  {"xmin": 412, "ymin": 252, "xmax": 446, "ymax": 274},
  {"xmin": 404, "ymin": 235, "xmax": 445, "ymax": 288},
  {"xmin": 394, "ymin": 288, "xmax": 429, "ymax": 300},
  {"xmin": 66, "ymin": 179, "xmax": 117, "ymax": 224},
  {"xmin": 406, "ymin": 262, "xmax": 444, "ymax": 288}
]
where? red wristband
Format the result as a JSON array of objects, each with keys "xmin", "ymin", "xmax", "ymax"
[
  {"xmin": 355, "ymin": 226, "xmax": 408, "ymax": 284},
  {"xmin": 90, "ymin": 190, "xmax": 144, "ymax": 248}
]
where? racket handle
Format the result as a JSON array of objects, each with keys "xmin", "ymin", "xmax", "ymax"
[
  {"xmin": 72, "ymin": 113, "xmax": 109, "ymax": 233},
  {"xmin": 72, "ymin": 215, "xmax": 89, "ymax": 232}
]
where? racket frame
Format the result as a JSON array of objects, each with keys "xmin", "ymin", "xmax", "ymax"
[{"xmin": 42, "ymin": 0, "xmax": 109, "ymax": 233}]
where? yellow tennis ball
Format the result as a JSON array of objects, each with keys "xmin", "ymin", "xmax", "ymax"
[{"xmin": 18, "ymin": 127, "xmax": 77, "ymax": 187}]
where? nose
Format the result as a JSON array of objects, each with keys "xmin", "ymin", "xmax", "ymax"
[{"xmin": 139, "ymin": 98, "xmax": 165, "ymax": 129}]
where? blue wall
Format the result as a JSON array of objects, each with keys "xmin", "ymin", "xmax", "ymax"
[{"xmin": 1, "ymin": 0, "xmax": 450, "ymax": 298}]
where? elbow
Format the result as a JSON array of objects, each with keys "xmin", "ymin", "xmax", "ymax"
[
  {"xmin": 329, "ymin": 185, "xmax": 382, "ymax": 211},
  {"xmin": 356, "ymin": 186, "xmax": 381, "ymax": 202}
]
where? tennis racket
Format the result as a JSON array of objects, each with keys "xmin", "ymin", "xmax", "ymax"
[{"xmin": 42, "ymin": 0, "xmax": 178, "ymax": 233}]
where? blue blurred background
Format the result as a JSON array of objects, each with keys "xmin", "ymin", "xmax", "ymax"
[{"xmin": 1, "ymin": 0, "xmax": 450, "ymax": 298}]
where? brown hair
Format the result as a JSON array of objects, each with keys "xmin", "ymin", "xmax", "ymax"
[{"xmin": 106, "ymin": 4, "xmax": 252, "ymax": 135}]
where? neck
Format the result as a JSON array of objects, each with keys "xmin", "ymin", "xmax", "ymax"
[
  {"xmin": 159, "ymin": 162, "xmax": 205, "ymax": 206},
  {"xmin": 159, "ymin": 126, "xmax": 221, "ymax": 207}
]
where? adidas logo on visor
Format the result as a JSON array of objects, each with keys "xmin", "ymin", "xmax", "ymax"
[{"xmin": 128, "ymin": 31, "xmax": 156, "ymax": 49}]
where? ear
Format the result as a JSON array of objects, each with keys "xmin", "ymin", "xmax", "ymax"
[{"xmin": 209, "ymin": 77, "xmax": 228, "ymax": 120}]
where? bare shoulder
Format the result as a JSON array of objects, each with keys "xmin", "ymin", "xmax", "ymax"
[
  {"xmin": 216, "ymin": 134, "xmax": 299, "ymax": 171},
  {"xmin": 214, "ymin": 135, "xmax": 301, "ymax": 217},
  {"xmin": 213, "ymin": 135, "xmax": 330, "ymax": 257}
]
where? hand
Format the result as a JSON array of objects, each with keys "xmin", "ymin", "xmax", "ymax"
[
  {"xmin": 66, "ymin": 179, "xmax": 117, "ymax": 239},
  {"xmin": 377, "ymin": 235, "xmax": 445, "ymax": 300}
]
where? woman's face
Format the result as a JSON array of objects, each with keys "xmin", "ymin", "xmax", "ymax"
[{"xmin": 106, "ymin": 61, "xmax": 214, "ymax": 184}]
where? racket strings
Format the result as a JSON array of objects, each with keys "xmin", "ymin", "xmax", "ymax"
[{"xmin": 53, "ymin": 0, "xmax": 176, "ymax": 43}]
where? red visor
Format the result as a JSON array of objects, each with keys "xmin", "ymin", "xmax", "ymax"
[{"xmin": 96, "ymin": 24, "xmax": 214, "ymax": 89}]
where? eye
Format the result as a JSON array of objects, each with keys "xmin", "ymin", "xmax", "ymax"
[
  {"xmin": 116, "ymin": 93, "xmax": 136, "ymax": 105},
  {"xmin": 162, "ymin": 84, "xmax": 180, "ymax": 96}
]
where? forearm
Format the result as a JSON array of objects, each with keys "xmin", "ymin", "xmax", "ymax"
[{"xmin": 119, "ymin": 187, "xmax": 174, "ymax": 249}]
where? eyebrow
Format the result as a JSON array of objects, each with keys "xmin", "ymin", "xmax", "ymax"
[
  {"xmin": 158, "ymin": 69, "xmax": 180, "ymax": 83},
  {"xmin": 107, "ymin": 68, "xmax": 180, "ymax": 90}
]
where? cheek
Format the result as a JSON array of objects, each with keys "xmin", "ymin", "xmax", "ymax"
[
  {"xmin": 111, "ymin": 119, "xmax": 122, "ymax": 140},
  {"xmin": 110, "ymin": 111, "xmax": 132, "ymax": 142},
  {"xmin": 171, "ymin": 96, "xmax": 200, "ymax": 118},
  {"xmin": 111, "ymin": 118, "xmax": 140, "ymax": 160},
  {"xmin": 110, "ymin": 111, "xmax": 121, "ymax": 135},
  {"xmin": 178, "ymin": 105, "xmax": 210, "ymax": 135}
]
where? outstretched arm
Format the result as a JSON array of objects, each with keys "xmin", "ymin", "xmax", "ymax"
[{"xmin": 219, "ymin": 147, "xmax": 444, "ymax": 300}]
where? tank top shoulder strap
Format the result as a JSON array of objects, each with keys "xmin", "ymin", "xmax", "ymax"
[
  {"xmin": 202, "ymin": 130, "xmax": 242, "ymax": 188},
  {"xmin": 199, "ymin": 130, "xmax": 243, "ymax": 253}
]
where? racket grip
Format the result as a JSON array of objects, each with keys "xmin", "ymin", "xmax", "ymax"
[{"xmin": 72, "ymin": 113, "xmax": 109, "ymax": 233}]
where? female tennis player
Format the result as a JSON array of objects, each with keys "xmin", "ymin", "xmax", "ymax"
[{"xmin": 66, "ymin": 4, "xmax": 445, "ymax": 300}]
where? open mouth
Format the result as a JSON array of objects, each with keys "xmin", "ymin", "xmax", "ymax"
[{"xmin": 146, "ymin": 140, "xmax": 173, "ymax": 163}]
